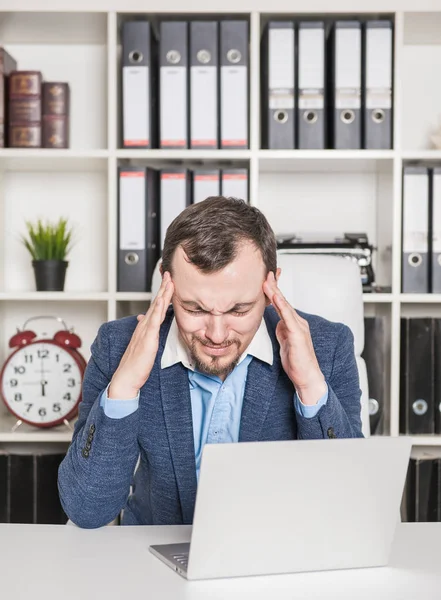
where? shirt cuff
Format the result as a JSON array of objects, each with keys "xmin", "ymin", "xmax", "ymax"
[
  {"xmin": 294, "ymin": 384, "xmax": 329, "ymax": 419},
  {"xmin": 99, "ymin": 383, "xmax": 140, "ymax": 419}
]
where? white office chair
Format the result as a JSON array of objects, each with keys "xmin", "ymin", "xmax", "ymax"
[{"xmin": 152, "ymin": 253, "xmax": 370, "ymax": 437}]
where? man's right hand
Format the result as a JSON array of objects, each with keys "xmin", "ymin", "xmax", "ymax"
[{"xmin": 108, "ymin": 271, "xmax": 174, "ymax": 400}]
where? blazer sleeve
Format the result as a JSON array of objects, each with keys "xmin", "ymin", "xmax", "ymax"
[
  {"xmin": 58, "ymin": 322, "xmax": 141, "ymax": 528},
  {"xmin": 295, "ymin": 324, "xmax": 364, "ymax": 440}
]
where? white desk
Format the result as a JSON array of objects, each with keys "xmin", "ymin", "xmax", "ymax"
[{"xmin": 0, "ymin": 523, "xmax": 440, "ymax": 600}]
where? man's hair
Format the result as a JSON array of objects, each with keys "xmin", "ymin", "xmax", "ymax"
[{"xmin": 161, "ymin": 196, "xmax": 277, "ymax": 276}]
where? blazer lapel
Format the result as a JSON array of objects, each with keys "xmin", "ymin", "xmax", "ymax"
[
  {"xmin": 159, "ymin": 362, "xmax": 197, "ymax": 524},
  {"xmin": 239, "ymin": 308, "xmax": 282, "ymax": 442}
]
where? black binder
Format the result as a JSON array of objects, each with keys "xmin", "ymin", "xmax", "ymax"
[
  {"xmin": 434, "ymin": 319, "xmax": 441, "ymax": 435},
  {"xmin": 118, "ymin": 167, "xmax": 159, "ymax": 292},
  {"xmin": 35, "ymin": 454, "xmax": 67, "ymax": 524},
  {"xmin": 362, "ymin": 317, "xmax": 387, "ymax": 435},
  {"xmin": 9, "ymin": 454, "xmax": 34, "ymax": 524},
  {"xmin": 400, "ymin": 318, "xmax": 435, "ymax": 435},
  {"xmin": 122, "ymin": 21, "xmax": 157, "ymax": 149},
  {"xmin": 405, "ymin": 453, "xmax": 440, "ymax": 522},
  {"xmin": 0, "ymin": 452, "xmax": 8, "ymax": 522}
]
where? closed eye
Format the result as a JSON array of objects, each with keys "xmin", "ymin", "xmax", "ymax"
[{"xmin": 184, "ymin": 308, "xmax": 251, "ymax": 317}]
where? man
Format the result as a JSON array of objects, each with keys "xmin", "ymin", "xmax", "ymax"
[{"xmin": 58, "ymin": 197, "xmax": 363, "ymax": 529}]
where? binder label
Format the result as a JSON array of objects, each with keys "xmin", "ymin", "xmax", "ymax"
[
  {"xmin": 403, "ymin": 172, "xmax": 429, "ymax": 253},
  {"xmin": 268, "ymin": 27, "xmax": 295, "ymax": 110},
  {"xmin": 299, "ymin": 91, "xmax": 324, "ymax": 110},
  {"xmin": 119, "ymin": 172, "xmax": 146, "ymax": 250},
  {"xmin": 336, "ymin": 89, "xmax": 361, "ymax": 109},
  {"xmin": 221, "ymin": 65, "xmax": 247, "ymax": 147},
  {"xmin": 160, "ymin": 67, "xmax": 187, "ymax": 147},
  {"xmin": 191, "ymin": 66, "xmax": 217, "ymax": 147},
  {"xmin": 433, "ymin": 174, "xmax": 441, "ymax": 252},
  {"xmin": 123, "ymin": 66, "xmax": 149, "ymax": 146}
]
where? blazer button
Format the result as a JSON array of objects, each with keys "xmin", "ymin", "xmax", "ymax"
[
  {"xmin": 82, "ymin": 448, "xmax": 90, "ymax": 458},
  {"xmin": 89, "ymin": 424, "xmax": 96, "ymax": 434},
  {"xmin": 87, "ymin": 434, "xmax": 93, "ymax": 443},
  {"xmin": 327, "ymin": 427, "xmax": 337, "ymax": 439},
  {"xmin": 85, "ymin": 442, "xmax": 92, "ymax": 451}
]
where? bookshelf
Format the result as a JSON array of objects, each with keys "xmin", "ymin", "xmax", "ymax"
[{"xmin": 0, "ymin": 2, "xmax": 440, "ymax": 451}]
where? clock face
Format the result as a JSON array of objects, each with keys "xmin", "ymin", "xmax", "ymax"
[{"xmin": 1, "ymin": 340, "xmax": 83, "ymax": 427}]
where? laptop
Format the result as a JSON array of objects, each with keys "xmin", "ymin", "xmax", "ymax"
[{"xmin": 149, "ymin": 436, "xmax": 412, "ymax": 580}]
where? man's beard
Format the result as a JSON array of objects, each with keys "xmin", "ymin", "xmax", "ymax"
[{"xmin": 189, "ymin": 335, "xmax": 242, "ymax": 378}]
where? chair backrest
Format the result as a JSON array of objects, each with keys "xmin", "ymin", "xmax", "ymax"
[
  {"xmin": 151, "ymin": 253, "xmax": 370, "ymax": 437},
  {"xmin": 276, "ymin": 253, "xmax": 369, "ymax": 437}
]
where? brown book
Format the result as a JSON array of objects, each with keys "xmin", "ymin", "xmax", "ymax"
[
  {"xmin": 42, "ymin": 115, "xmax": 68, "ymax": 148},
  {"xmin": 8, "ymin": 71, "xmax": 42, "ymax": 148},
  {"xmin": 0, "ymin": 48, "xmax": 18, "ymax": 148},
  {"xmin": 9, "ymin": 124, "xmax": 41, "ymax": 148},
  {"xmin": 42, "ymin": 82, "xmax": 69, "ymax": 115},
  {"xmin": 42, "ymin": 82, "xmax": 70, "ymax": 148}
]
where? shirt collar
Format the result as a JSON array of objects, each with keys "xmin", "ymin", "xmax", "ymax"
[{"xmin": 160, "ymin": 316, "xmax": 273, "ymax": 371}]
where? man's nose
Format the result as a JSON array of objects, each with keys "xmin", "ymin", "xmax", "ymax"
[{"xmin": 205, "ymin": 315, "xmax": 228, "ymax": 345}]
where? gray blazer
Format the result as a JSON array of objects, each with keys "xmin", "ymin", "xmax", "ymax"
[{"xmin": 58, "ymin": 305, "xmax": 363, "ymax": 528}]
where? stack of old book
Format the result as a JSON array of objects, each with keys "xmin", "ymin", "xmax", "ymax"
[{"xmin": 0, "ymin": 46, "xmax": 70, "ymax": 149}]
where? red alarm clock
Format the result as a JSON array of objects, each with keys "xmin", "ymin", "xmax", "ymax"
[{"xmin": 0, "ymin": 316, "xmax": 87, "ymax": 428}]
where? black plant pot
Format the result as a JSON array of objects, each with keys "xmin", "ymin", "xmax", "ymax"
[{"xmin": 32, "ymin": 260, "xmax": 68, "ymax": 291}]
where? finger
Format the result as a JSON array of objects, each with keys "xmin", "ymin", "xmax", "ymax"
[
  {"xmin": 272, "ymin": 292, "xmax": 298, "ymax": 333},
  {"xmin": 263, "ymin": 272, "xmax": 278, "ymax": 304},
  {"xmin": 161, "ymin": 280, "xmax": 174, "ymax": 322},
  {"xmin": 145, "ymin": 272, "xmax": 170, "ymax": 318},
  {"xmin": 149, "ymin": 296, "xmax": 164, "ymax": 329}
]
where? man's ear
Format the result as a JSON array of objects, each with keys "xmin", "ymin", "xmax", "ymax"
[
  {"xmin": 159, "ymin": 262, "xmax": 164, "ymax": 277},
  {"xmin": 275, "ymin": 267, "xmax": 281, "ymax": 283}
]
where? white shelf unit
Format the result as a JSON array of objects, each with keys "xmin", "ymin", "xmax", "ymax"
[{"xmin": 0, "ymin": 5, "xmax": 440, "ymax": 449}]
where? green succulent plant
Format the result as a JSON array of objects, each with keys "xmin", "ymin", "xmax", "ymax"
[{"xmin": 21, "ymin": 218, "xmax": 74, "ymax": 261}]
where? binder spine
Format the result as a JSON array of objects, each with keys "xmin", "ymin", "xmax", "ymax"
[
  {"xmin": 159, "ymin": 21, "xmax": 188, "ymax": 149},
  {"xmin": 190, "ymin": 21, "xmax": 219, "ymax": 149},
  {"xmin": 220, "ymin": 20, "xmax": 249, "ymax": 149},
  {"xmin": 264, "ymin": 21, "xmax": 295, "ymax": 150},
  {"xmin": 298, "ymin": 22, "xmax": 326, "ymax": 150},
  {"xmin": 117, "ymin": 166, "xmax": 148, "ymax": 292},
  {"xmin": 402, "ymin": 166, "xmax": 430, "ymax": 293},
  {"xmin": 363, "ymin": 20, "xmax": 393, "ymax": 150},
  {"xmin": 332, "ymin": 21, "xmax": 362, "ymax": 150}
]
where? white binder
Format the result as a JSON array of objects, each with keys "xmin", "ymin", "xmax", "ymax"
[
  {"xmin": 220, "ymin": 20, "xmax": 248, "ymax": 149},
  {"xmin": 221, "ymin": 169, "xmax": 248, "ymax": 202},
  {"xmin": 266, "ymin": 22, "xmax": 295, "ymax": 149},
  {"xmin": 190, "ymin": 21, "xmax": 218, "ymax": 149},
  {"xmin": 159, "ymin": 21, "xmax": 188, "ymax": 149},
  {"xmin": 193, "ymin": 170, "xmax": 220, "ymax": 204},
  {"xmin": 402, "ymin": 167, "xmax": 429, "ymax": 293},
  {"xmin": 364, "ymin": 21, "xmax": 393, "ymax": 149},
  {"xmin": 432, "ymin": 168, "xmax": 441, "ymax": 293},
  {"xmin": 160, "ymin": 170, "xmax": 190, "ymax": 251},
  {"xmin": 298, "ymin": 22, "xmax": 325, "ymax": 149},
  {"xmin": 333, "ymin": 21, "xmax": 361, "ymax": 149}
]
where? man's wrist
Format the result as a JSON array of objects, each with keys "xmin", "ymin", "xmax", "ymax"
[
  {"xmin": 108, "ymin": 377, "xmax": 139, "ymax": 401},
  {"xmin": 296, "ymin": 377, "xmax": 327, "ymax": 406}
]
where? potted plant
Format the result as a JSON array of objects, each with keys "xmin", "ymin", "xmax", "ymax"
[{"xmin": 21, "ymin": 217, "xmax": 74, "ymax": 291}]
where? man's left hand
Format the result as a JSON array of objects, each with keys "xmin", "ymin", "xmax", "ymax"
[{"xmin": 263, "ymin": 272, "xmax": 327, "ymax": 406}]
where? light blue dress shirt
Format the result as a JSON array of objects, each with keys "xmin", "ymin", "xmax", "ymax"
[{"xmin": 100, "ymin": 357, "xmax": 328, "ymax": 479}]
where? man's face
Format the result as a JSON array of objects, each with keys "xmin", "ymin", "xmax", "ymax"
[{"xmin": 170, "ymin": 242, "xmax": 269, "ymax": 379}]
